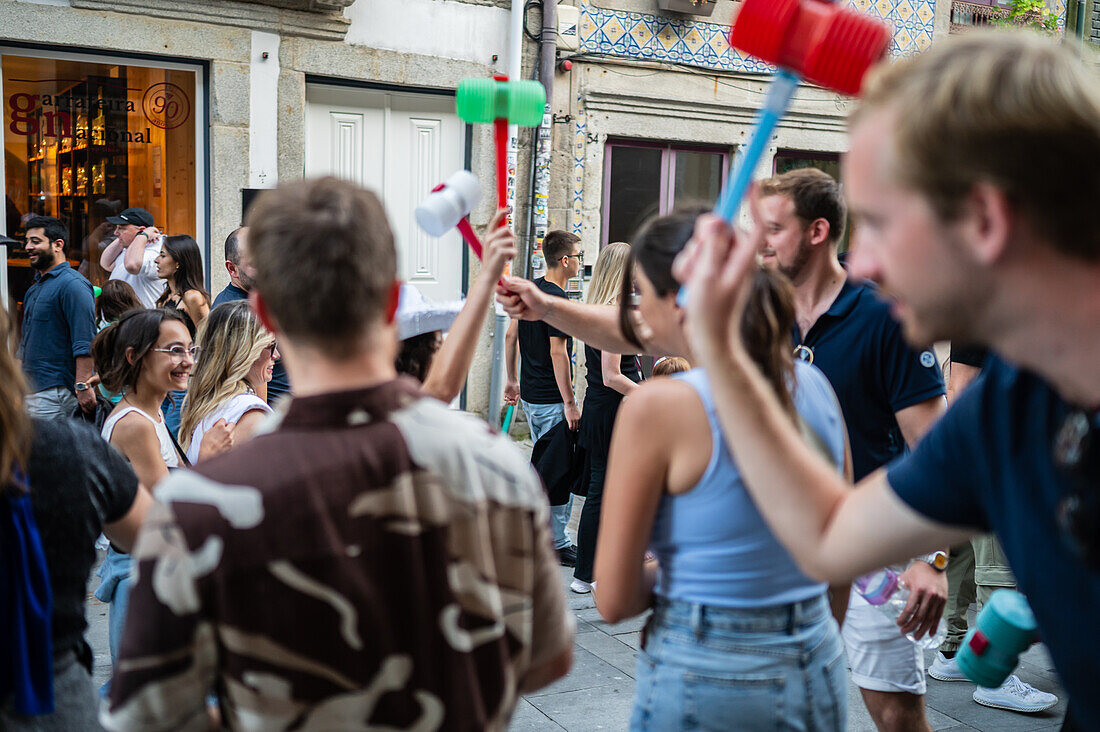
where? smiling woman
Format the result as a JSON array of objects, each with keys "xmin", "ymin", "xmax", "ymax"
[{"xmin": 89, "ymin": 306, "xmax": 194, "ymax": 684}]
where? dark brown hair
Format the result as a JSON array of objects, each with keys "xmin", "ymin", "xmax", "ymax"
[
  {"xmin": 96, "ymin": 279, "xmax": 143, "ymax": 325},
  {"xmin": 543, "ymin": 230, "xmax": 581, "ymax": 268},
  {"xmin": 156, "ymin": 235, "xmax": 211, "ymax": 309},
  {"xmin": 0, "ymin": 309, "xmax": 31, "ymax": 494},
  {"xmin": 246, "ymin": 178, "xmax": 397, "ymax": 357},
  {"xmin": 758, "ymin": 168, "xmax": 847, "ymax": 245},
  {"xmin": 92, "ymin": 308, "xmax": 189, "ymax": 395},
  {"xmin": 395, "ymin": 331, "xmax": 442, "ymax": 383},
  {"xmin": 619, "ymin": 207, "xmax": 797, "ymax": 416}
]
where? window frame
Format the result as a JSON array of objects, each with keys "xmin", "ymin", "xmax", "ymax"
[
  {"xmin": 0, "ymin": 43, "xmax": 210, "ymax": 283},
  {"xmin": 601, "ymin": 139, "xmax": 730, "ymax": 247}
]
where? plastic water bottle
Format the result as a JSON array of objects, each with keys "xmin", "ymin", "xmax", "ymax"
[{"xmin": 854, "ymin": 568, "xmax": 947, "ymax": 649}]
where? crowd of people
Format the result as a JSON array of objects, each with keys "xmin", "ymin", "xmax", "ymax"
[{"xmin": 0, "ymin": 27, "xmax": 1096, "ymax": 732}]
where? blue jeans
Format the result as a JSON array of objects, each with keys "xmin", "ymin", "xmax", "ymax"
[
  {"xmin": 522, "ymin": 399, "xmax": 574, "ymax": 550},
  {"xmin": 631, "ymin": 594, "xmax": 847, "ymax": 731},
  {"xmin": 94, "ymin": 547, "xmax": 134, "ymax": 695}
]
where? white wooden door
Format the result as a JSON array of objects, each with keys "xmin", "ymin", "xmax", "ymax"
[{"xmin": 305, "ymin": 85, "xmax": 466, "ymax": 302}]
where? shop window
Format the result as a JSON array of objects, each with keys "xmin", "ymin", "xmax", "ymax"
[
  {"xmin": 2, "ymin": 50, "xmax": 202, "ymax": 315},
  {"xmin": 773, "ymin": 149, "xmax": 851, "ymax": 254},
  {"xmin": 602, "ymin": 141, "xmax": 728, "ymax": 246}
]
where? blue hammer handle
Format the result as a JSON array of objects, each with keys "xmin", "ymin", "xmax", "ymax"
[{"xmin": 678, "ymin": 69, "xmax": 802, "ymax": 307}]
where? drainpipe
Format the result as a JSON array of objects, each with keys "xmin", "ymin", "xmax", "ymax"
[
  {"xmin": 531, "ymin": 0, "xmax": 559, "ymax": 276},
  {"xmin": 487, "ymin": 0, "xmax": 528, "ymax": 429}
]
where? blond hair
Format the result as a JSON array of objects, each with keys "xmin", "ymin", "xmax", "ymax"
[
  {"xmin": 179, "ymin": 301, "xmax": 273, "ymax": 451},
  {"xmin": 0, "ymin": 309, "xmax": 31, "ymax": 493},
  {"xmin": 586, "ymin": 242, "xmax": 631, "ymax": 306},
  {"xmin": 853, "ymin": 30, "xmax": 1100, "ymax": 260}
]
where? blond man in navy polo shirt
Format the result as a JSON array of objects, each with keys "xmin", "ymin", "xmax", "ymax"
[
  {"xmin": 678, "ymin": 32, "xmax": 1097, "ymax": 731},
  {"xmin": 18, "ymin": 215, "xmax": 96, "ymax": 419}
]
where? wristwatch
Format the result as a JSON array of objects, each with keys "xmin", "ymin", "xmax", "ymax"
[
  {"xmin": 133, "ymin": 230, "xmax": 148, "ymax": 239},
  {"xmin": 919, "ymin": 550, "xmax": 949, "ymax": 571},
  {"xmin": 75, "ymin": 381, "xmax": 90, "ymax": 392}
]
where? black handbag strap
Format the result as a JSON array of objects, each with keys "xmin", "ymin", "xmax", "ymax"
[{"xmin": 167, "ymin": 427, "xmax": 192, "ymax": 468}]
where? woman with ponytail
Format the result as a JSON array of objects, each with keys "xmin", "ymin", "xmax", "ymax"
[
  {"xmin": 90, "ymin": 307, "xmax": 195, "ymax": 685},
  {"xmin": 0, "ymin": 309, "xmax": 149, "ymax": 729},
  {"xmin": 592, "ymin": 208, "xmax": 853, "ymax": 731}
]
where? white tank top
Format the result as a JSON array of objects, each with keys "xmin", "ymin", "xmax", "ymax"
[
  {"xmin": 101, "ymin": 405, "xmax": 181, "ymax": 469},
  {"xmin": 186, "ymin": 393, "xmax": 272, "ymax": 464}
]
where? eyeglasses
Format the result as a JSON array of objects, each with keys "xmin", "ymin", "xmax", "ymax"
[
  {"xmin": 565, "ymin": 252, "xmax": 584, "ymax": 263},
  {"xmin": 264, "ymin": 341, "xmax": 278, "ymax": 356},
  {"xmin": 1052, "ymin": 409, "xmax": 1099, "ymax": 569},
  {"xmin": 152, "ymin": 345, "xmax": 201, "ymax": 361}
]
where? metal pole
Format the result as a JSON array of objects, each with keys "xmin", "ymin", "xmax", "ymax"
[{"xmin": 487, "ymin": 0, "xmax": 527, "ymax": 429}]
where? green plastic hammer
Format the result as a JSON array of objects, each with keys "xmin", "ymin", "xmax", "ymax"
[{"xmin": 456, "ymin": 75, "xmax": 545, "ymax": 217}]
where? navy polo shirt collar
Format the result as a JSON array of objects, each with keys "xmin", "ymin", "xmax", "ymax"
[
  {"xmin": 34, "ymin": 261, "xmax": 71, "ymax": 283},
  {"xmin": 823, "ymin": 277, "xmax": 862, "ymax": 319},
  {"xmin": 795, "ymin": 276, "xmax": 863, "ymax": 344}
]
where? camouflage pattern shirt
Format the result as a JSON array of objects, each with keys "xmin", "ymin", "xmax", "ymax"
[{"xmin": 101, "ymin": 378, "xmax": 572, "ymax": 731}]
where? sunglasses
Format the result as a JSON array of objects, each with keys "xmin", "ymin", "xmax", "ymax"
[
  {"xmin": 1052, "ymin": 409, "xmax": 1100, "ymax": 568},
  {"xmin": 264, "ymin": 341, "xmax": 278, "ymax": 356}
]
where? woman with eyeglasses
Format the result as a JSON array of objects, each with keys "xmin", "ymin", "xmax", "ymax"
[
  {"xmin": 179, "ymin": 301, "xmax": 276, "ymax": 464},
  {"xmin": 90, "ymin": 307, "xmax": 196, "ymax": 685}
]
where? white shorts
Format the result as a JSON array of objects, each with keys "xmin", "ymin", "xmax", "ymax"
[{"xmin": 842, "ymin": 587, "xmax": 926, "ymax": 695}]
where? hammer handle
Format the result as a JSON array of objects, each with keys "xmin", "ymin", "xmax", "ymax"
[
  {"xmin": 494, "ymin": 118, "xmax": 509, "ymax": 224},
  {"xmin": 678, "ymin": 68, "xmax": 800, "ymax": 308},
  {"xmin": 714, "ymin": 69, "xmax": 801, "ymax": 222},
  {"xmin": 456, "ymin": 218, "xmax": 484, "ymax": 260}
]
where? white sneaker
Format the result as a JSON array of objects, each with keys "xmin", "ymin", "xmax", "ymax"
[
  {"xmin": 570, "ymin": 578, "xmax": 593, "ymax": 594},
  {"xmin": 972, "ymin": 675, "xmax": 1058, "ymax": 713},
  {"xmin": 928, "ymin": 652, "xmax": 968, "ymax": 681}
]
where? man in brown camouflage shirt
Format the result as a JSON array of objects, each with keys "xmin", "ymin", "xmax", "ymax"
[{"xmin": 101, "ymin": 178, "xmax": 573, "ymax": 731}]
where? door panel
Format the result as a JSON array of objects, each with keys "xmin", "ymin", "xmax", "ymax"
[{"xmin": 306, "ymin": 86, "xmax": 464, "ymax": 302}]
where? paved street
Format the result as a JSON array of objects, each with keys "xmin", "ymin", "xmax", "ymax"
[
  {"xmin": 509, "ymin": 562, "xmax": 1067, "ymax": 731},
  {"xmin": 86, "ymin": 524, "xmax": 1067, "ymax": 731}
]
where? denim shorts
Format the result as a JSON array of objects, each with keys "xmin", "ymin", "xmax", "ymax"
[{"xmin": 631, "ymin": 594, "xmax": 847, "ymax": 731}]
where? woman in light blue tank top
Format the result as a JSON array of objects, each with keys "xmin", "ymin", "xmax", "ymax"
[{"xmin": 593, "ymin": 209, "xmax": 852, "ymax": 731}]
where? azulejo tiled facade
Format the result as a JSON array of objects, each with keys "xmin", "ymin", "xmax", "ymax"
[{"xmin": 578, "ymin": 0, "xmax": 939, "ymax": 71}]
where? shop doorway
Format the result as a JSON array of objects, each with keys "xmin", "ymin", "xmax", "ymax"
[
  {"xmin": 1, "ymin": 47, "xmax": 206, "ymax": 316},
  {"xmin": 305, "ymin": 84, "xmax": 465, "ymax": 303}
]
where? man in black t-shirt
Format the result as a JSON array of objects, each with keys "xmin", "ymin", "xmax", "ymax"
[{"xmin": 505, "ymin": 230, "xmax": 583, "ymax": 565}]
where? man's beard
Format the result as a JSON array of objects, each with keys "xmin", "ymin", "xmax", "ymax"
[
  {"xmin": 29, "ymin": 251, "xmax": 54, "ymax": 271},
  {"xmin": 778, "ymin": 240, "xmax": 812, "ymax": 282},
  {"xmin": 238, "ymin": 271, "xmax": 256, "ymax": 291}
]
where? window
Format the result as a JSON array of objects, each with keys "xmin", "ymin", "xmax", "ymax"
[
  {"xmin": 2, "ymin": 49, "xmax": 204, "ymax": 313},
  {"xmin": 774, "ymin": 149, "xmax": 850, "ymax": 254},
  {"xmin": 602, "ymin": 141, "xmax": 729, "ymax": 246}
]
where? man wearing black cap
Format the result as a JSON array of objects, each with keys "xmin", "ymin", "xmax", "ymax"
[{"xmin": 98, "ymin": 206, "xmax": 165, "ymax": 308}]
